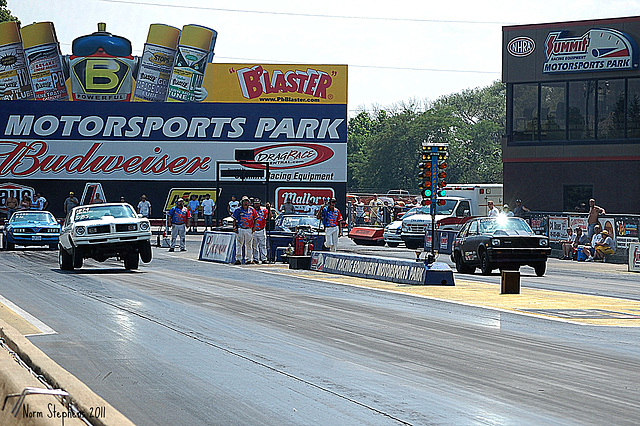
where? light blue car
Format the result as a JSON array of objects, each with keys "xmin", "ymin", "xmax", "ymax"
[{"xmin": 2, "ymin": 211, "xmax": 60, "ymax": 250}]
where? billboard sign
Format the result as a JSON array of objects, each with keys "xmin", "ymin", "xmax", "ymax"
[
  {"xmin": 275, "ymin": 187, "xmax": 334, "ymax": 213},
  {"xmin": 543, "ymin": 28, "xmax": 639, "ymax": 74}
]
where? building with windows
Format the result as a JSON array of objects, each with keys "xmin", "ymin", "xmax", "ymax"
[{"xmin": 502, "ymin": 16, "xmax": 640, "ymax": 213}]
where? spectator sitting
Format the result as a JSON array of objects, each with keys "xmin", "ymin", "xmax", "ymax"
[
  {"xmin": 569, "ymin": 227, "xmax": 589, "ymax": 260},
  {"xmin": 560, "ymin": 227, "xmax": 575, "ymax": 259},
  {"xmin": 593, "ymin": 230, "xmax": 614, "ymax": 261},
  {"xmin": 580, "ymin": 224, "xmax": 602, "ymax": 262}
]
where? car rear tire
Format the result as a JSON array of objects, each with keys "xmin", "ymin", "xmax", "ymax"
[
  {"xmin": 386, "ymin": 242, "xmax": 399, "ymax": 248},
  {"xmin": 480, "ymin": 251, "xmax": 493, "ymax": 275},
  {"xmin": 455, "ymin": 252, "xmax": 474, "ymax": 274},
  {"xmin": 49, "ymin": 244, "xmax": 57, "ymax": 250},
  {"xmin": 5, "ymin": 240, "xmax": 15, "ymax": 250},
  {"xmin": 124, "ymin": 252, "xmax": 139, "ymax": 270},
  {"xmin": 72, "ymin": 247, "xmax": 83, "ymax": 269},
  {"xmin": 140, "ymin": 240, "xmax": 152, "ymax": 263},
  {"xmin": 59, "ymin": 247, "xmax": 73, "ymax": 271},
  {"xmin": 534, "ymin": 262, "xmax": 546, "ymax": 277}
]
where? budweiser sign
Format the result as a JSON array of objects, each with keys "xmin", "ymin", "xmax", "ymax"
[
  {"xmin": 275, "ymin": 187, "xmax": 335, "ymax": 213},
  {"xmin": 0, "ymin": 141, "xmax": 211, "ymax": 179}
]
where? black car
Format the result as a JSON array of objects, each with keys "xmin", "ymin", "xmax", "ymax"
[{"xmin": 450, "ymin": 217, "xmax": 550, "ymax": 276}]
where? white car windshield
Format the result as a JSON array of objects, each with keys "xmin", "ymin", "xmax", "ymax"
[
  {"xmin": 479, "ymin": 217, "xmax": 533, "ymax": 234},
  {"xmin": 74, "ymin": 205, "xmax": 137, "ymax": 222},
  {"xmin": 281, "ymin": 216, "xmax": 322, "ymax": 229},
  {"xmin": 10, "ymin": 212, "xmax": 57, "ymax": 224}
]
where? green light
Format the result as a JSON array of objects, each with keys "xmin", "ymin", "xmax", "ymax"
[
  {"xmin": 438, "ymin": 189, "xmax": 447, "ymax": 197},
  {"xmin": 423, "ymin": 189, "xmax": 432, "ymax": 197}
]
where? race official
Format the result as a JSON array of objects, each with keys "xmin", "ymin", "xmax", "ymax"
[
  {"xmin": 166, "ymin": 198, "xmax": 191, "ymax": 252},
  {"xmin": 252, "ymin": 199, "xmax": 270, "ymax": 264},
  {"xmin": 232, "ymin": 196, "xmax": 258, "ymax": 265},
  {"xmin": 317, "ymin": 198, "xmax": 343, "ymax": 252}
]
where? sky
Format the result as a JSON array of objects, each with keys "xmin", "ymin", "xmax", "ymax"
[{"xmin": 8, "ymin": 0, "xmax": 640, "ymax": 115}]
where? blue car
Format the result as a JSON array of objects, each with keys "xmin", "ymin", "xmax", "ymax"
[{"xmin": 2, "ymin": 211, "xmax": 61, "ymax": 250}]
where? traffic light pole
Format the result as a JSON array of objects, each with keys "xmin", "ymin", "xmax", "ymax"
[{"xmin": 419, "ymin": 141, "xmax": 448, "ymax": 265}]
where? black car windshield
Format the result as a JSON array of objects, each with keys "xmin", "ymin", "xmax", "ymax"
[
  {"xmin": 416, "ymin": 199, "xmax": 458, "ymax": 216},
  {"xmin": 479, "ymin": 217, "xmax": 533, "ymax": 234},
  {"xmin": 10, "ymin": 212, "xmax": 57, "ymax": 224},
  {"xmin": 74, "ymin": 205, "xmax": 137, "ymax": 222}
]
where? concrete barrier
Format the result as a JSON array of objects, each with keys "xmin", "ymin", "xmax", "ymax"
[
  {"xmin": 0, "ymin": 320, "xmax": 133, "ymax": 425},
  {"xmin": 310, "ymin": 251, "xmax": 454, "ymax": 286}
]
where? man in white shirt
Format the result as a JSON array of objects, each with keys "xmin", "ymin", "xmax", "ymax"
[
  {"xmin": 487, "ymin": 200, "xmax": 499, "ymax": 217},
  {"xmin": 35, "ymin": 192, "xmax": 48, "ymax": 210},
  {"xmin": 201, "ymin": 194, "xmax": 216, "ymax": 231},
  {"xmin": 228, "ymin": 195, "xmax": 239, "ymax": 215},
  {"xmin": 137, "ymin": 195, "xmax": 151, "ymax": 218}
]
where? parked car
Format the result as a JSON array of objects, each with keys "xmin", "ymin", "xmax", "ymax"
[
  {"xmin": 450, "ymin": 216, "xmax": 550, "ymax": 276},
  {"xmin": 2, "ymin": 211, "xmax": 60, "ymax": 250},
  {"xmin": 274, "ymin": 214, "xmax": 324, "ymax": 233},
  {"xmin": 383, "ymin": 206, "xmax": 420, "ymax": 247},
  {"xmin": 59, "ymin": 203, "xmax": 152, "ymax": 270}
]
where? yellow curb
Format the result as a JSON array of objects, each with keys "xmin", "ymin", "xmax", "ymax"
[
  {"xmin": 0, "ymin": 320, "xmax": 135, "ymax": 425},
  {"xmin": 261, "ymin": 265, "xmax": 640, "ymax": 327}
]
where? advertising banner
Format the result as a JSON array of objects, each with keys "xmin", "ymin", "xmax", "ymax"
[
  {"xmin": 0, "ymin": 102, "xmax": 347, "ymax": 182},
  {"xmin": 199, "ymin": 231, "xmax": 235, "ymax": 263},
  {"xmin": 569, "ymin": 216, "xmax": 588, "ymax": 233},
  {"xmin": 543, "ymin": 28, "xmax": 639, "ymax": 74},
  {"xmin": 163, "ymin": 188, "xmax": 219, "ymax": 211},
  {"xmin": 548, "ymin": 216, "xmax": 569, "ymax": 242},
  {"xmin": 629, "ymin": 243, "xmax": 640, "ymax": 273},
  {"xmin": 310, "ymin": 251, "xmax": 426, "ymax": 285},
  {"xmin": 275, "ymin": 187, "xmax": 334, "ymax": 213},
  {"xmin": 204, "ymin": 64, "xmax": 347, "ymax": 104}
]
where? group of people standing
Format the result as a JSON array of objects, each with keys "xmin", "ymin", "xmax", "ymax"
[{"xmin": 5, "ymin": 192, "xmax": 48, "ymax": 219}]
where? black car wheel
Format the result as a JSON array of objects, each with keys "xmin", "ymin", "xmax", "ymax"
[
  {"xmin": 534, "ymin": 262, "xmax": 546, "ymax": 277},
  {"xmin": 140, "ymin": 240, "xmax": 152, "ymax": 263},
  {"xmin": 59, "ymin": 247, "xmax": 73, "ymax": 271},
  {"xmin": 124, "ymin": 252, "xmax": 139, "ymax": 270},
  {"xmin": 455, "ymin": 252, "xmax": 474, "ymax": 274},
  {"xmin": 480, "ymin": 251, "xmax": 493, "ymax": 275},
  {"xmin": 386, "ymin": 242, "xmax": 399, "ymax": 248},
  {"xmin": 405, "ymin": 241, "xmax": 421, "ymax": 250},
  {"xmin": 72, "ymin": 247, "xmax": 83, "ymax": 269}
]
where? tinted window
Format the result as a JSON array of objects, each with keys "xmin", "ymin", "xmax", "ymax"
[
  {"xmin": 512, "ymin": 83, "xmax": 538, "ymax": 141},
  {"xmin": 597, "ymin": 79, "xmax": 625, "ymax": 139},
  {"xmin": 628, "ymin": 79, "xmax": 640, "ymax": 138},
  {"xmin": 540, "ymin": 82, "xmax": 566, "ymax": 140},
  {"xmin": 568, "ymin": 81, "xmax": 596, "ymax": 140}
]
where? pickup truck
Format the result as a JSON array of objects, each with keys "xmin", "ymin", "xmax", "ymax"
[
  {"xmin": 400, "ymin": 198, "xmax": 474, "ymax": 249},
  {"xmin": 400, "ymin": 184, "xmax": 503, "ymax": 249}
]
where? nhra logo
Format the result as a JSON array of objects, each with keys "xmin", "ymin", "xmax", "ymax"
[
  {"xmin": 507, "ymin": 37, "xmax": 535, "ymax": 57},
  {"xmin": 249, "ymin": 144, "xmax": 334, "ymax": 170}
]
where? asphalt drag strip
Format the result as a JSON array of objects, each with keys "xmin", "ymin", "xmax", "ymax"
[{"xmin": 252, "ymin": 263, "xmax": 640, "ymax": 327}]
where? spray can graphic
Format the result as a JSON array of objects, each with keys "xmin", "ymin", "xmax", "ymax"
[
  {"xmin": 133, "ymin": 24, "xmax": 180, "ymax": 102},
  {"xmin": 69, "ymin": 23, "xmax": 135, "ymax": 101},
  {"xmin": 21, "ymin": 22, "xmax": 68, "ymax": 101},
  {"xmin": 166, "ymin": 24, "xmax": 214, "ymax": 102},
  {"xmin": 0, "ymin": 21, "xmax": 34, "ymax": 100}
]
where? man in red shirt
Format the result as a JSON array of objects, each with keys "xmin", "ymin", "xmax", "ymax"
[
  {"xmin": 232, "ymin": 196, "xmax": 258, "ymax": 264},
  {"xmin": 316, "ymin": 198, "xmax": 343, "ymax": 252},
  {"xmin": 252, "ymin": 199, "xmax": 271, "ymax": 264}
]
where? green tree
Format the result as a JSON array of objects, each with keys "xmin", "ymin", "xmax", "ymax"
[
  {"xmin": 347, "ymin": 80, "xmax": 505, "ymax": 193},
  {"xmin": 0, "ymin": 0, "xmax": 19, "ymax": 23}
]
